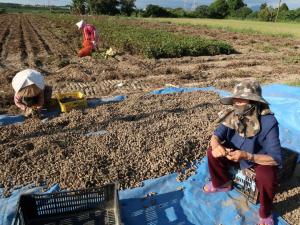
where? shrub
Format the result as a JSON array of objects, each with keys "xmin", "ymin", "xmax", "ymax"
[
  {"xmin": 0, "ymin": 8, "xmax": 6, "ymax": 14},
  {"xmin": 95, "ymin": 17, "xmax": 235, "ymax": 58},
  {"xmin": 46, "ymin": 15, "xmax": 235, "ymax": 59}
]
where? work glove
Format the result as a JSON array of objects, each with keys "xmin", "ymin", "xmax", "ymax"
[
  {"xmin": 24, "ymin": 107, "xmax": 33, "ymax": 117},
  {"xmin": 24, "ymin": 107, "xmax": 41, "ymax": 118}
]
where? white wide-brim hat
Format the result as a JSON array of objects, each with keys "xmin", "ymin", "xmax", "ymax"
[
  {"xmin": 76, "ymin": 20, "xmax": 84, "ymax": 29},
  {"xmin": 12, "ymin": 69, "xmax": 45, "ymax": 93}
]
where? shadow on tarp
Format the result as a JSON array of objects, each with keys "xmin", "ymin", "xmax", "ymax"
[
  {"xmin": 0, "ymin": 95, "xmax": 126, "ymax": 126},
  {"xmin": 119, "ymin": 157, "xmax": 289, "ymax": 225},
  {"xmin": 120, "ymin": 191, "xmax": 194, "ymax": 225},
  {"xmin": 0, "ymin": 159, "xmax": 289, "ymax": 225}
]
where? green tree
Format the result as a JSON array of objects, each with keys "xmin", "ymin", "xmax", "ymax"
[
  {"xmin": 227, "ymin": 0, "xmax": 245, "ymax": 12},
  {"xmin": 279, "ymin": 3, "xmax": 289, "ymax": 11},
  {"xmin": 230, "ymin": 6, "xmax": 252, "ymax": 18},
  {"xmin": 208, "ymin": 0, "xmax": 229, "ymax": 19},
  {"xmin": 87, "ymin": 0, "xmax": 95, "ymax": 14},
  {"xmin": 246, "ymin": 11, "xmax": 258, "ymax": 19},
  {"xmin": 258, "ymin": 6, "xmax": 276, "ymax": 21},
  {"xmin": 194, "ymin": 5, "xmax": 209, "ymax": 18},
  {"xmin": 88, "ymin": 0, "xmax": 119, "ymax": 15},
  {"xmin": 260, "ymin": 3, "xmax": 267, "ymax": 10},
  {"xmin": 169, "ymin": 7, "xmax": 187, "ymax": 18},
  {"xmin": 143, "ymin": 4, "xmax": 172, "ymax": 17},
  {"xmin": 71, "ymin": 0, "xmax": 86, "ymax": 14},
  {"xmin": 274, "ymin": 1, "xmax": 289, "ymax": 22},
  {"xmin": 120, "ymin": 0, "xmax": 135, "ymax": 16},
  {"xmin": 134, "ymin": 8, "xmax": 144, "ymax": 17}
]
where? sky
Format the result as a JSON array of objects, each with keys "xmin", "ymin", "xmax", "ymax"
[{"xmin": 0, "ymin": 0, "xmax": 299, "ymax": 9}]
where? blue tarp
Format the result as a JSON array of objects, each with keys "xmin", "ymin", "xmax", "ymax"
[
  {"xmin": 119, "ymin": 158, "xmax": 288, "ymax": 225},
  {"xmin": 150, "ymin": 86, "xmax": 229, "ymax": 97},
  {"xmin": 1, "ymin": 84, "xmax": 298, "ymax": 225},
  {"xmin": 0, "ymin": 159, "xmax": 289, "ymax": 225},
  {"xmin": 262, "ymin": 85, "xmax": 300, "ymax": 155},
  {"xmin": 0, "ymin": 185, "xmax": 43, "ymax": 225},
  {"xmin": 0, "ymin": 95, "xmax": 126, "ymax": 126}
]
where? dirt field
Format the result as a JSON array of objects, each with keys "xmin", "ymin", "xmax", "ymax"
[{"xmin": 0, "ymin": 14, "xmax": 300, "ymax": 224}]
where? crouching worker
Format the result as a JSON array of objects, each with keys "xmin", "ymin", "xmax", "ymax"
[
  {"xmin": 203, "ymin": 80, "xmax": 281, "ymax": 225},
  {"xmin": 76, "ymin": 20, "xmax": 99, "ymax": 57},
  {"xmin": 12, "ymin": 69, "xmax": 52, "ymax": 118}
]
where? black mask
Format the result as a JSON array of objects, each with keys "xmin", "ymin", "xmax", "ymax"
[{"xmin": 233, "ymin": 104, "xmax": 255, "ymax": 117}]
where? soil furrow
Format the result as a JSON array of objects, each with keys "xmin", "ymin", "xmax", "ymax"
[
  {"xmin": 20, "ymin": 24, "xmax": 29, "ymax": 65},
  {"xmin": 0, "ymin": 26, "xmax": 11, "ymax": 61},
  {"xmin": 1, "ymin": 22, "xmax": 12, "ymax": 61},
  {"xmin": 4, "ymin": 16, "xmax": 27, "ymax": 68},
  {"xmin": 28, "ymin": 15, "xmax": 74, "ymax": 56},
  {"xmin": 20, "ymin": 19, "xmax": 38, "ymax": 68},
  {"xmin": 26, "ymin": 16, "xmax": 53, "ymax": 55}
]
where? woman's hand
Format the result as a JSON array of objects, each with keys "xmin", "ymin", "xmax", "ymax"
[
  {"xmin": 226, "ymin": 150, "xmax": 247, "ymax": 162},
  {"xmin": 212, "ymin": 145, "xmax": 227, "ymax": 158}
]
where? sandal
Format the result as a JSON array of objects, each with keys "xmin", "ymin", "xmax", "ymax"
[
  {"xmin": 202, "ymin": 181, "xmax": 232, "ymax": 193},
  {"xmin": 258, "ymin": 215, "xmax": 274, "ymax": 225}
]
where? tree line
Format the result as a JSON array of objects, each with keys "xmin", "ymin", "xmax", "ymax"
[
  {"xmin": 71, "ymin": 0, "xmax": 300, "ymax": 22},
  {"xmin": 71, "ymin": 0, "xmax": 136, "ymax": 16}
]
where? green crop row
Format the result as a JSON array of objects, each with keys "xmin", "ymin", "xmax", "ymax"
[{"xmin": 46, "ymin": 15, "xmax": 235, "ymax": 59}]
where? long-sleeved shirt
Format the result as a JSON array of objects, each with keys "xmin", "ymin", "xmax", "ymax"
[
  {"xmin": 214, "ymin": 114, "xmax": 282, "ymax": 169},
  {"xmin": 14, "ymin": 92, "xmax": 44, "ymax": 111},
  {"xmin": 83, "ymin": 24, "xmax": 99, "ymax": 48}
]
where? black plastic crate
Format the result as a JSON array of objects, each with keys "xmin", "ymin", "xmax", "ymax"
[
  {"xmin": 231, "ymin": 148, "xmax": 298, "ymax": 204},
  {"xmin": 13, "ymin": 183, "xmax": 121, "ymax": 225},
  {"xmin": 232, "ymin": 167, "xmax": 259, "ymax": 204}
]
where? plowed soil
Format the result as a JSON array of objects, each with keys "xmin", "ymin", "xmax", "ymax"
[{"xmin": 0, "ymin": 14, "xmax": 299, "ymax": 224}]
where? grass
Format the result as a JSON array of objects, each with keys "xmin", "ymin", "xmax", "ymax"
[
  {"xmin": 1, "ymin": 7, "xmax": 69, "ymax": 14},
  {"xmin": 288, "ymin": 81, "xmax": 300, "ymax": 86},
  {"xmin": 93, "ymin": 17, "xmax": 236, "ymax": 58},
  {"xmin": 144, "ymin": 18, "xmax": 300, "ymax": 38},
  {"xmin": 259, "ymin": 44, "xmax": 279, "ymax": 53},
  {"xmin": 44, "ymin": 14, "xmax": 235, "ymax": 59},
  {"xmin": 282, "ymin": 55, "xmax": 300, "ymax": 64}
]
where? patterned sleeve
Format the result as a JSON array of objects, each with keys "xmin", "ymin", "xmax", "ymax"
[
  {"xmin": 83, "ymin": 25, "xmax": 96, "ymax": 41},
  {"xmin": 89, "ymin": 26, "xmax": 96, "ymax": 42},
  {"xmin": 14, "ymin": 94, "xmax": 27, "ymax": 111},
  {"xmin": 83, "ymin": 26, "xmax": 90, "ymax": 41}
]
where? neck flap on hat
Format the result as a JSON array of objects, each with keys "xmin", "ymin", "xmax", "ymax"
[{"xmin": 217, "ymin": 104, "xmax": 272, "ymax": 137}]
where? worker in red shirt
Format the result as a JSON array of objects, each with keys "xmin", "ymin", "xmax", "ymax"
[{"xmin": 76, "ymin": 20, "xmax": 99, "ymax": 57}]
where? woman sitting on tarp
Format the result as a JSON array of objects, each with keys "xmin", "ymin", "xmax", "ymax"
[
  {"xmin": 76, "ymin": 20, "xmax": 99, "ymax": 57},
  {"xmin": 203, "ymin": 80, "xmax": 281, "ymax": 225},
  {"xmin": 12, "ymin": 69, "xmax": 52, "ymax": 117}
]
